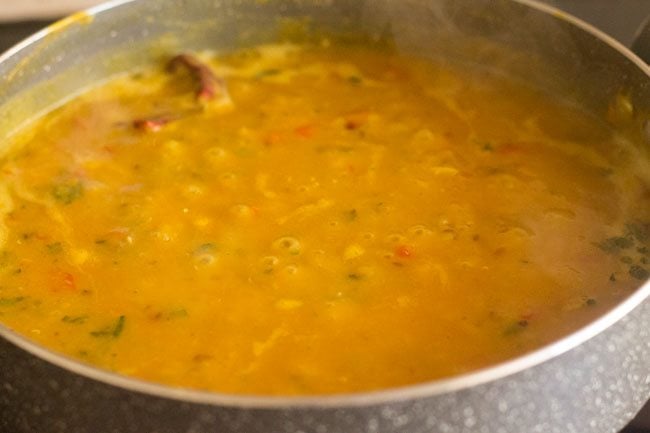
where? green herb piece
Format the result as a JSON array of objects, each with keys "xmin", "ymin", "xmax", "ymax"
[
  {"xmin": 62, "ymin": 315, "xmax": 89, "ymax": 324},
  {"xmin": 503, "ymin": 319, "xmax": 528, "ymax": 336},
  {"xmin": 46, "ymin": 242, "xmax": 63, "ymax": 254},
  {"xmin": 626, "ymin": 222, "xmax": 649, "ymax": 243},
  {"xmin": 52, "ymin": 181, "xmax": 83, "ymax": 205},
  {"xmin": 90, "ymin": 315, "xmax": 126, "ymax": 338},
  {"xmin": 254, "ymin": 68, "xmax": 281, "ymax": 79},
  {"xmin": 585, "ymin": 298, "xmax": 597, "ymax": 307},
  {"xmin": 609, "ymin": 273, "xmax": 616, "ymax": 282},
  {"xmin": 154, "ymin": 308, "xmax": 189, "ymax": 321},
  {"xmin": 166, "ymin": 309, "xmax": 188, "ymax": 319},
  {"xmin": 347, "ymin": 273, "xmax": 362, "ymax": 280},
  {"xmin": 63, "ymin": 315, "xmax": 88, "ymax": 324},
  {"xmin": 0, "ymin": 296, "xmax": 25, "ymax": 306},
  {"xmin": 194, "ymin": 243, "xmax": 217, "ymax": 253},
  {"xmin": 638, "ymin": 246, "xmax": 648, "ymax": 255},
  {"xmin": 597, "ymin": 236, "xmax": 633, "ymax": 254},
  {"xmin": 0, "ymin": 251, "xmax": 12, "ymax": 268},
  {"xmin": 629, "ymin": 265, "xmax": 649, "ymax": 281},
  {"xmin": 345, "ymin": 209, "xmax": 358, "ymax": 221},
  {"xmin": 347, "ymin": 76, "xmax": 363, "ymax": 85},
  {"xmin": 112, "ymin": 315, "xmax": 126, "ymax": 337},
  {"xmin": 482, "ymin": 143, "xmax": 494, "ymax": 152},
  {"xmin": 620, "ymin": 256, "xmax": 634, "ymax": 264},
  {"xmin": 471, "ymin": 137, "xmax": 494, "ymax": 152}
]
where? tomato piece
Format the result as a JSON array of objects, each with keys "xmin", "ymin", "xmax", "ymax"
[
  {"xmin": 63, "ymin": 272, "xmax": 76, "ymax": 290},
  {"xmin": 50, "ymin": 270, "xmax": 77, "ymax": 292},
  {"xmin": 395, "ymin": 245, "xmax": 412, "ymax": 258},
  {"xmin": 294, "ymin": 124, "xmax": 314, "ymax": 138}
]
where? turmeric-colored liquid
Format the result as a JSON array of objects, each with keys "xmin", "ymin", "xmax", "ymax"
[{"xmin": 0, "ymin": 44, "xmax": 647, "ymax": 395}]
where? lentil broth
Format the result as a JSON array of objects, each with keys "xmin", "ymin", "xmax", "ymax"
[{"xmin": 0, "ymin": 44, "xmax": 648, "ymax": 395}]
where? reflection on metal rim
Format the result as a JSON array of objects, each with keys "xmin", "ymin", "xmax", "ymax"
[{"xmin": 0, "ymin": 0, "xmax": 648, "ymax": 409}]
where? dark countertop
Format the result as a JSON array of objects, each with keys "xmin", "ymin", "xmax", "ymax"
[{"xmin": 1, "ymin": 1, "xmax": 650, "ymax": 53}]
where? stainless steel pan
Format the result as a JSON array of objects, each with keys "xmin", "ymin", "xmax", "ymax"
[{"xmin": 0, "ymin": 1, "xmax": 649, "ymax": 432}]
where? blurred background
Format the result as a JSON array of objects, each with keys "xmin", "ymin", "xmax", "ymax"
[
  {"xmin": 0, "ymin": 0, "xmax": 648, "ymax": 431},
  {"xmin": 1, "ymin": 0, "xmax": 649, "ymax": 45}
]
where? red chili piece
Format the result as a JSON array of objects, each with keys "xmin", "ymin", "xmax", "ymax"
[
  {"xmin": 168, "ymin": 54, "xmax": 225, "ymax": 102},
  {"xmin": 133, "ymin": 116, "xmax": 173, "ymax": 132}
]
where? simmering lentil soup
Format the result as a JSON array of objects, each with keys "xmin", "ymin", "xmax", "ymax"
[{"xmin": 0, "ymin": 43, "xmax": 648, "ymax": 395}]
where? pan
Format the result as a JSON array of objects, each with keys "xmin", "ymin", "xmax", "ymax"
[{"xmin": 0, "ymin": 1, "xmax": 649, "ymax": 432}]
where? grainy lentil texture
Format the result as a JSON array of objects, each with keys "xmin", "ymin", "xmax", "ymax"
[{"xmin": 0, "ymin": 44, "xmax": 648, "ymax": 395}]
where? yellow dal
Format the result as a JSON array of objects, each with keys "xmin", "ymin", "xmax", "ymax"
[{"xmin": 0, "ymin": 44, "xmax": 648, "ymax": 395}]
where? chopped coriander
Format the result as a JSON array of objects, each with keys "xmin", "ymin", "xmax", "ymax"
[
  {"xmin": 597, "ymin": 236, "xmax": 633, "ymax": 254},
  {"xmin": 153, "ymin": 308, "xmax": 189, "ymax": 321},
  {"xmin": 503, "ymin": 319, "xmax": 529, "ymax": 336},
  {"xmin": 254, "ymin": 68, "xmax": 281, "ymax": 79},
  {"xmin": 194, "ymin": 243, "xmax": 217, "ymax": 253},
  {"xmin": 629, "ymin": 265, "xmax": 649, "ymax": 281},
  {"xmin": 46, "ymin": 242, "xmax": 63, "ymax": 254},
  {"xmin": 90, "ymin": 315, "xmax": 126, "ymax": 338},
  {"xmin": 112, "ymin": 316, "xmax": 126, "ymax": 337},
  {"xmin": 626, "ymin": 222, "xmax": 649, "ymax": 243},
  {"xmin": 347, "ymin": 76, "xmax": 363, "ymax": 85},
  {"xmin": 167, "ymin": 309, "xmax": 188, "ymax": 319},
  {"xmin": 482, "ymin": 143, "xmax": 494, "ymax": 152},
  {"xmin": 62, "ymin": 315, "xmax": 89, "ymax": 324},
  {"xmin": 0, "ymin": 296, "xmax": 25, "ymax": 306},
  {"xmin": 52, "ymin": 181, "xmax": 83, "ymax": 205},
  {"xmin": 345, "ymin": 209, "xmax": 358, "ymax": 221}
]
